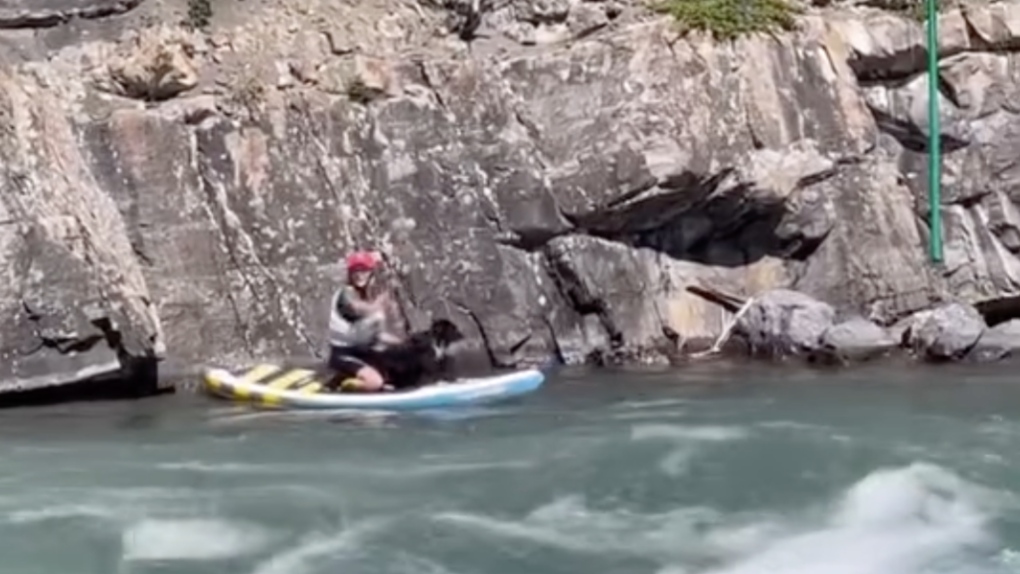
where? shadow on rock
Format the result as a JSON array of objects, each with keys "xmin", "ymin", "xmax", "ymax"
[{"xmin": 563, "ymin": 168, "xmax": 830, "ymax": 269}]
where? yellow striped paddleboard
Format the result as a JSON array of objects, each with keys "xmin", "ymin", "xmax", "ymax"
[
  {"xmin": 201, "ymin": 363, "xmax": 357, "ymax": 409},
  {"xmin": 199, "ymin": 362, "xmax": 549, "ymax": 411}
]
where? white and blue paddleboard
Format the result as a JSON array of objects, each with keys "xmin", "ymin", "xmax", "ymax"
[{"xmin": 200, "ymin": 362, "xmax": 546, "ymax": 411}]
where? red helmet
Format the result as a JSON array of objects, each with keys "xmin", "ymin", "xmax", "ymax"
[{"xmin": 345, "ymin": 251, "xmax": 380, "ymax": 272}]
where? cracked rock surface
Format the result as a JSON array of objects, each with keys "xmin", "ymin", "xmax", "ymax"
[{"xmin": 3, "ymin": 0, "xmax": 1020, "ymax": 394}]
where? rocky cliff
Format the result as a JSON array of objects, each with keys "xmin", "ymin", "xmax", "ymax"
[{"xmin": 3, "ymin": 0, "xmax": 1020, "ymax": 397}]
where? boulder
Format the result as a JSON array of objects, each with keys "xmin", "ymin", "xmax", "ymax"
[
  {"xmin": 736, "ymin": 289, "xmax": 836, "ymax": 358},
  {"xmin": 967, "ymin": 319, "xmax": 1020, "ymax": 362},
  {"xmin": 821, "ymin": 316, "xmax": 897, "ymax": 361},
  {"xmin": 905, "ymin": 302, "xmax": 986, "ymax": 361}
]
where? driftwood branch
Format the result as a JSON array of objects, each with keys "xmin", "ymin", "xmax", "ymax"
[
  {"xmin": 689, "ymin": 296, "xmax": 756, "ymax": 359},
  {"xmin": 685, "ymin": 284, "xmax": 747, "ymax": 313}
]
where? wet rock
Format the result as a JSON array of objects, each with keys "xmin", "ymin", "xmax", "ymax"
[
  {"xmin": 967, "ymin": 319, "xmax": 1020, "ymax": 362},
  {"xmin": 736, "ymin": 290, "xmax": 836, "ymax": 358},
  {"xmin": 905, "ymin": 303, "xmax": 986, "ymax": 361},
  {"xmin": 820, "ymin": 316, "xmax": 897, "ymax": 361}
]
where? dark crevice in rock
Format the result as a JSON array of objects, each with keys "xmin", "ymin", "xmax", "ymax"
[
  {"xmin": 936, "ymin": 73, "xmax": 964, "ymax": 110},
  {"xmin": 451, "ymin": 299, "xmax": 517, "ymax": 368},
  {"xmin": 0, "ymin": 369, "xmax": 165, "ymax": 410},
  {"xmin": 131, "ymin": 240, "xmax": 154, "ymax": 267},
  {"xmin": 539, "ymin": 314, "xmax": 567, "ymax": 365},
  {"xmin": 0, "ymin": 0, "xmax": 146, "ymax": 29},
  {"xmin": 543, "ymin": 246, "xmax": 624, "ymax": 348},
  {"xmin": 567, "ymin": 170, "xmax": 806, "ymax": 267},
  {"xmin": 416, "ymin": 61, "xmax": 450, "ymax": 112},
  {"xmin": 953, "ymin": 190, "xmax": 989, "ymax": 209},
  {"xmin": 867, "ymin": 105, "xmax": 971, "ymax": 153},
  {"xmin": 494, "ymin": 226, "xmax": 563, "ymax": 251},
  {"xmin": 457, "ymin": 0, "xmax": 486, "ymax": 41},
  {"xmin": 974, "ymin": 295, "xmax": 1020, "ymax": 327},
  {"xmin": 851, "ymin": 38, "xmax": 1020, "ymax": 87},
  {"xmin": 963, "ymin": 14, "xmax": 990, "ymax": 51},
  {"xmin": 850, "ymin": 47, "xmax": 927, "ymax": 85},
  {"xmin": 508, "ymin": 332, "xmax": 533, "ymax": 356},
  {"xmin": 963, "ymin": 19, "xmax": 1020, "ymax": 54},
  {"xmin": 512, "ymin": 107, "xmax": 542, "ymax": 143}
]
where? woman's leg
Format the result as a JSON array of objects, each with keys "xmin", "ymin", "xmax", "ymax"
[
  {"xmin": 352, "ymin": 364, "xmax": 386, "ymax": 392},
  {"xmin": 328, "ymin": 347, "xmax": 386, "ymax": 392}
]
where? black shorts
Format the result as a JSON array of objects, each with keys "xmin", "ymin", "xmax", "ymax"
[{"xmin": 328, "ymin": 346, "xmax": 370, "ymax": 379}]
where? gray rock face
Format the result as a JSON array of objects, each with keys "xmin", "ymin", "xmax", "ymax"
[
  {"xmin": 821, "ymin": 317, "xmax": 897, "ymax": 361},
  {"xmin": 0, "ymin": 0, "xmax": 144, "ymax": 29},
  {"xmin": 4, "ymin": 0, "xmax": 1020, "ymax": 396},
  {"xmin": 967, "ymin": 319, "xmax": 1020, "ymax": 362},
  {"xmin": 0, "ymin": 69, "xmax": 162, "ymax": 397},
  {"xmin": 906, "ymin": 303, "xmax": 987, "ymax": 361},
  {"xmin": 737, "ymin": 290, "xmax": 836, "ymax": 357}
]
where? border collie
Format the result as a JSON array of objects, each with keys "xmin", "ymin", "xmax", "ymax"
[{"xmin": 358, "ymin": 318, "xmax": 467, "ymax": 391}]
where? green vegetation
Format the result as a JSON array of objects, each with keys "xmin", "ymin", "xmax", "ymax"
[
  {"xmin": 653, "ymin": 0, "xmax": 801, "ymax": 40},
  {"xmin": 184, "ymin": 0, "xmax": 212, "ymax": 30}
]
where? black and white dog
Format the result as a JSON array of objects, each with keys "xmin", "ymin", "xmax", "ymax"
[{"xmin": 357, "ymin": 318, "xmax": 468, "ymax": 390}]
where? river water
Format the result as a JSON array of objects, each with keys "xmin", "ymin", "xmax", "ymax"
[{"xmin": 2, "ymin": 361, "xmax": 1020, "ymax": 574}]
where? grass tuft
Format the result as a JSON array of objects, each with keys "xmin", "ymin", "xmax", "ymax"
[{"xmin": 653, "ymin": 0, "xmax": 802, "ymax": 40}]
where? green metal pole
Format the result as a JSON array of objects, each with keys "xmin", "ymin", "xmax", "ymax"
[{"xmin": 927, "ymin": 0, "xmax": 943, "ymax": 264}]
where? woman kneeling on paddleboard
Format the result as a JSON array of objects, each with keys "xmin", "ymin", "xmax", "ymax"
[{"xmin": 327, "ymin": 250, "xmax": 403, "ymax": 392}]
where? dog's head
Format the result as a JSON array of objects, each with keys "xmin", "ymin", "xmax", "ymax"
[{"xmin": 429, "ymin": 318, "xmax": 466, "ymax": 348}]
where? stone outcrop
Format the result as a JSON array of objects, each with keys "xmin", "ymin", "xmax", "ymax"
[
  {"xmin": 727, "ymin": 288, "xmax": 1020, "ymax": 365},
  {"xmin": 4, "ymin": 0, "xmax": 1020, "ymax": 398},
  {"xmin": 820, "ymin": 316, "xmax": 897, "ymax": 362},
  {"xmin": 103, "ymin": 25, "xmax": 200, "ymax": 101},
  {"xmin": 736, "ymin": 289, "xmax": 837, "ymax": 358},
  {"xmin": 903, "ymin": 302, "xmax": 986, "ymax": 361},
  {"xmin": 968, "ymin": 319, "xmax": 1020, "ymax": 362},
  {"xmin": 0, "ymin": 65, "xmax": 162, "ymax": 396}
]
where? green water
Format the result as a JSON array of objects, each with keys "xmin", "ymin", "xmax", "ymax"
[{"xmin": 2, "ymin": 362, "xmax": 1020, "ymax": 574}]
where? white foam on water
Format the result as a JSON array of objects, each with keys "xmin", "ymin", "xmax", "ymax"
[
  {"xmin": 404, "ymin": 460, "xmax": 537, "ymax": 476},
  {"xmin": 434, "ymin": 463, "xmax": 1011, "ymax": 574},
  {"xmin": 7, "ymin": 504, "xmax": 121, "ymax": 524},
  {"xmin": 121, "ymin": 518, "xmax": 275, "ymax": 561},
  {"xmin": 615, "ymin": 399, "xmax": 693, "ymax": 410},
  {"xmin": 694, "ymin": 462, "xmax": 1005, "ymax": 574},
  {"xmin": 3, "ymin": 486, "xmax": 210, "ymax": 525},
  {"xmin": 433, "ymin": 495, "xmax": 780, "ymax": 562},
  {"xmin": 630, "ymin": 424, "xmax": 749, "ymax": 476},
  {"xmin": 249, "ymin": 519, "xmax": 388, "ymax": 574},
  {"xmin": 631, "ymin": 424, "xmax": 749, "ymax": 442},
  {"xmin": 156, "ymin": 461, "xmax": 284, "ymax": 474},
  {"xmin": 756, "ymin": 421, "xmax": 830, "ymax": 432}
]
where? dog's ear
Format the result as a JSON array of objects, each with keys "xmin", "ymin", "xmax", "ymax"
[{"xmin": 434, "ymin": 318, "xmax": 465, "ymax": 344}]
